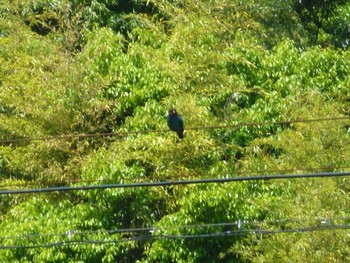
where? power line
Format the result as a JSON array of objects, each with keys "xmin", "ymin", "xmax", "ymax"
[
  {"xmin": 3, "ymin": 217, "xmax": 348, "ymax": 240},
  {"xmin": 2, "ymin": 217, "xmax": 349, "ymax": 249},
  {"xmin": 1, "ymin": 223, "xmax": 349, "ymax": 249},
  {"xmin": 1, "ymin": 171, "xmax": 350, "ymax": 195},
  {"xmin": 160, "ymin": 224, "xmax": 350, "ymax": 239},
  {"xmin": 3, "ymin": 164, "xmax": 350, "ymax": 189},
  {"xmin": 0, "ymin": 116, "xmax": 349, "ymax": 144}
]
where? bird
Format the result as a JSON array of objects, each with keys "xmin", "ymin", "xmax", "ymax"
[{"xmin": 167, "ymin": 108, "xmax": 184, "ymax": 139}]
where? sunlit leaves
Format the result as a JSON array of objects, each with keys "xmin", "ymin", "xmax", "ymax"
[
  {"xmin": 144, "ymin": 181, "xmax": 285, "ymax": 262},
  {"xmin": 2, "ymin": 0, "xmax": 350, "ymax": 262}
]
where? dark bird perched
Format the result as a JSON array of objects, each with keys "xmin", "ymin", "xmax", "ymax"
[{"xmin": 167, "ymin": 108, "xmax": 184, "ymax": 139}]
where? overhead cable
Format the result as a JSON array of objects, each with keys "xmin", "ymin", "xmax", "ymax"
[
  {"xmin": 0, "ymin": 116, "xmax": 349, "ymax": 144},
  {"xmin": 1, "ymin": 223, "xmax": 350, "ymax": 249},
  {"xmin": 3, "ymin": 216, "xmax": 348, "ymax": 240},
  {"xmin": 2, "ymin": 164, "xmax": 350, "ymax": 189},
  {"xmin": 1, "ymin": 171, "xmax": 350, "ymax": 195}
]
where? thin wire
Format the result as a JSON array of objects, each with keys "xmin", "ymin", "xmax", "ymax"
[
  {"xmin": 161, "ymin": 224, "xmax": 350, "ymax": 239},
  {"xmin": 1, "ymin": 171, "xmax": 350, "ymax": 195},
  {"xmin": 0, "ymin": 116, "xmax": 349, "ymax": 144},
  {"xmin": 1, "ymin": 224, "xmax": 349, "ymax": 249},
  {"xmin": 2, "ymin": 217, "xmax": 348, "ymax": 240}
]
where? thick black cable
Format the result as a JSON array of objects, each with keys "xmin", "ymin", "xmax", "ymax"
[
  {"xmin": 0, "ymin": 116, "xmax": 349, "ymax": 144},
  {"xmin": 2, "ymin": 164, "xmax": 350, "ymax": 189},
  {"xmin": 1, "ymin": 171, "xmax": 350, "ymax": 195}
]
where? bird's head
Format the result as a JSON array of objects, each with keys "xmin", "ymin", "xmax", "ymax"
[{"xmin": 168, "ymin": 108, "xmax": 177, "ymax": 116}]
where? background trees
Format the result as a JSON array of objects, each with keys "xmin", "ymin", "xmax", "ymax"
[{"xmin": 1, "ymin": 0, "xmax": 350, "ymax": 262}]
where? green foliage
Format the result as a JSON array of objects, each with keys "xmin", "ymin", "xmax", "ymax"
[
  {"xmin": 19, "ymin": 0, "xmax": 62, "ymax": 35},
  {"xmin": 293, "ymin": 0, "xmax": 349, "ymax": 48},
  {"xmin": 248, "ymin": 0, "xmax": 306, "ymax": 48},
  {"xmin": 69, "ymin": 0, "xmax": 166, "ymax": 39},
  {"xmin": 144, "ymin": 181, "xmax": 285, "ymax": 262},
  {"xmin": 329, "ymin": 2, "xmax": 350, "ymax": 50},
  {"xmin": 1, "ymin": 0, "xmax": 350, "ymax": 262}
]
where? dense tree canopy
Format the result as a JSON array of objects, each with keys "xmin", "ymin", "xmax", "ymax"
[{"xmin": 1, "ymin": 0, "xmax": 350, "ymax": 262}]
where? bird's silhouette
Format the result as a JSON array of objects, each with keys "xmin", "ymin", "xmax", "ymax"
[{"xmin": 167, "ymin": 108, "xmax": 184, "ymax": 139}]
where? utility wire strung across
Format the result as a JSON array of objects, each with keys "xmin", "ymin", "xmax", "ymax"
[
  {"xmin": 0, "ymin": 116, "xmax": 349, "ymax": 144},
  {"xmin": 1, "ymin": 217, "xmax": 349, "ymax": 249},
  {"xmin": 1, "ymin": 171, "xmax": 350, "ymax": 195},
  {"xmin": 2, "ymin": 164, "xmax": 350, "ymax": 189}
]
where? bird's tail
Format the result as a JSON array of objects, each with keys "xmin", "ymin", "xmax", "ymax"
[{"xmin": 177, "ymin": 130, "xmax": 184, "ymax": 139}]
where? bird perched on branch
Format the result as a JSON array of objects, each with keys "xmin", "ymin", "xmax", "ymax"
[{"xmin": 167, "ymin": 108, "xmax": 184, "ymax": 139}]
